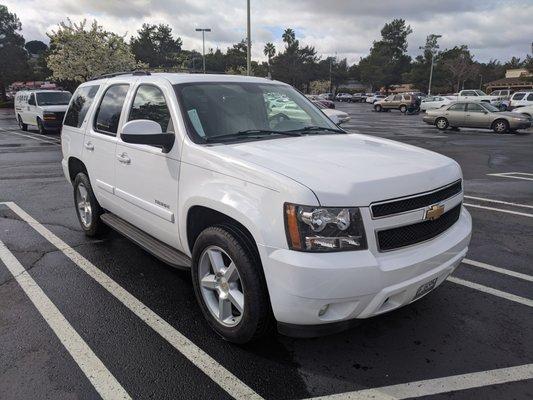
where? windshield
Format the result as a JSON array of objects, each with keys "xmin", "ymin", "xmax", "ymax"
[
  {"xmin": 174, "ymin": 82, "xmax": 338, "ymax": 143},
  {"xmin": 474, "ymin": 90, "xmax": 487, "ymax": 96},
  {"xmin": 36, "ymin": 92, "xmax": 71, "ymax": 106},
  {"xmin": 482, "ymin": 103, "xmax": 500, "ymax": 112}
]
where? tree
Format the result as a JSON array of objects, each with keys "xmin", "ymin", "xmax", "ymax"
[
  {"xmin": 402, "ymin": 34, "xmax": 442, "ymax": 93},
  {"xmin": 25, "ymin": 40, "xmax": 48, "ymax": 56},
  {"xmin": 47, "ymin": 19, "xmax": 139, "ymax": 84},
  {"xmin": 263, "ymin": 42, "xmax": 275, "ymax": 78},
  {"xmin": 440, "ymin": 46, "xmax": 479, "ymax": 92},
  {"xmin": 0, "ymin": 5, "xmax": 30, "ymax": 101},
  {"xmin": 359, "ymin": 19, "xmax": 412, "ymax": 91},
  {"xmin": 130, "ymin": 24, "xmax": 182, "ymax": 69}
]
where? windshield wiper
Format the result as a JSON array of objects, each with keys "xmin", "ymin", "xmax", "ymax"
[
  {"xmin": 286, "ymin": 126, "xmax": 346, "ymax": 134},
  {"xmin": 204, "ymin": 129, "xmax": 301, "ymax": 143}
]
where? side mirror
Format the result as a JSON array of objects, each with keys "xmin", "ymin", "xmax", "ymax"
[{"xmin": 121, "ymin": 119, "xmax": 174, "ymax": 153}]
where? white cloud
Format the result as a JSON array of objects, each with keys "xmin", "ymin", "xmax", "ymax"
[{"xmin": 3, "ymin": 0, "xmax": 532, "ymax": 64}]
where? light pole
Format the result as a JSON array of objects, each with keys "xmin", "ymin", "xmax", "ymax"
[
  {"xmin": 246, "ymin": 0, "xmax": 251, "ymax": 76},
  {"xmin": 195, "ymin": 28, "xmax": 211, "ymax": 73},
  {"xmin": 419, "ymin": 34, "xmax": 441, "ymax": 96}
]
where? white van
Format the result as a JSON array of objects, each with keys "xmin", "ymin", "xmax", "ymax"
[{"xmin": 14, "ymin": 90, "xmax": 72, "ymax": 134}]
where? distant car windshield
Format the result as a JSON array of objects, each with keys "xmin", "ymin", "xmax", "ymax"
[
  {"xmin": 482, "ymin": 103, "xmax": 501, "ymax": 112},
  {"xmin": 36, "ymin": 92, "xmax": 71, "ymax": 106},
  {"xmin": 475, "ymin": 90, "xmax": 487, "ymax": 96},
  {"xmin": 174, "ymin": 82, "xmax": 339, "ymax": 143}
]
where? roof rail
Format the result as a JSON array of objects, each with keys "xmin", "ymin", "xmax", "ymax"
[{"xmin": 89, "ymin": 70, "xmax": 151, "ymax": 81}]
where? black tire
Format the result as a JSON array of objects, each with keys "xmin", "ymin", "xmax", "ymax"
[
  {"xmin": 73, "ymin": 173, "xmax": 107, "ymax": 237},
  {"xmin": 435, "ymin": 117, "xmax": 449, "ymax": 130},
  {"xmin": 18, "ymin": 115, "xmax": 28, "ymax": 131},
  {"xmin": 37, "ymin": 118, "xmax": 47, "ymax": 135},
  {"xmin": 374, "ymin": 104, "xmax": 382, "ymax": 112},
  {"xmin": 492, "ymin": 119, "xmax": 509, "ymax": 134},
  {"xmin": 191, "ymin": 226, "xmax": 272, "ymax": 343},
  {"xmin": 399, "ymin": 105, "xmax": 407, "ymax": 113}
]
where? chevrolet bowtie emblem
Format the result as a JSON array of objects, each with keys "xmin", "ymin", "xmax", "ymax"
[{"xmin": 425, "ymin": 204, "xmax": 445, "ymax": 221}]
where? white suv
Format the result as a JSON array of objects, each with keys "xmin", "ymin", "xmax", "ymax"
[
  {"xmin": 61, "ymin": 72, "xmax": 472, "ymax": 343},
  {"xmin": 15, "ymin": 90, "xmax": 72, "ymax": 133}
]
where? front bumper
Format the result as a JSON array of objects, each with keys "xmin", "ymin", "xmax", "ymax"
[
  {"xmin": 422, "ymin": 116, "xmax": 435, "ymax": 125},
  {"xmin": 508, "ymin": 120, "xmax": 532, "ymax": 130},
  {"xmin": 42, "ymin": 120, "xmax": 63, "ymax": 130},
  {"xmin": 259, "ymin": 207, "xmax": 472, "ymax": 335}
]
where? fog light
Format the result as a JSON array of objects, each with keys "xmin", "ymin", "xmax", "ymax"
[{"xmin": 318, "ymin": 304, "xmax": 329, "ymax": 317}]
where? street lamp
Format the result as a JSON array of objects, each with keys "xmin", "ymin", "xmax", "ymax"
[
  {"xmin": 419, "ymin": 34, "xmax": 442, "ymax": 96},
  {"xmin": 246, "ymin": 0, "xmax": 251, "ymax": 76},
  {"xmin": 195, "ymin": 28, "xmax": 211, "ymax": 74}
]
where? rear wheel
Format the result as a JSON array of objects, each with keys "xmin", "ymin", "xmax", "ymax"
[
  {"xmin": 18, "ymin": 115, "xmax": 28, "ymax": 131},
  {"xmin": 374, "ymin": 104, "xmax": 382, "ymax": 112},
  {"xmin": 435, "ymin": 117, "xmax": 449, "ymax": 130},
  {"xmin": 73, "ymin": 173, "xmax": 107, "ymax": 237},
  {"xmin": 399, "ymin": 105, "xmax": 407, "ymax": 113},
  {"xmin": 191, "ymin": 226, "xmax": 272, "ymax": 343},
  {"xmin": 492, "ymin": 119, "xmax": 509, "ymax": 134}
]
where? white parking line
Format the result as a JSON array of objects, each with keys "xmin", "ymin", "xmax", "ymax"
[
  {"xmin": 2, "ymin": 202, "xmax": 263, "ymax": 400},
  {"xmin": 447, "ymin": 277, "xmax": 533, "ymax": 308},
  {"xmin": 463, "ymin": 258, "xmax": 533, "ymax": 282},
  {"xmin": 464, "ymin": 203, "xmax": 533, "ymax": 218},
  {"xmin": 488, "ymin": 172, "xmax": 533, "ymax": 181},
  {"xmin": 307, "ymin": 363, "xmax": 533, "ymax": 400},
  {"xmin": 464, "ymin": 195, "xmax": 533, "ymax": 209},
  {"xmin": 0, "ymin": 129, "xmax": 61, "ymax": 145},
  {"xmin": 0, "ymin": 240, "xmax": 131, "ymax": 400}
]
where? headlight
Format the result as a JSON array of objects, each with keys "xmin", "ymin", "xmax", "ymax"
[{"xmin": 284, "ymin": 203, "xmax": 367, "ymax": 252}]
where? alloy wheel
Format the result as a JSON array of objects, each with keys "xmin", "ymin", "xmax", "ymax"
[
  {"xmin": 494, "ymin": 121, "xmax": 507, "ymax": 133},
  {"xmin": 198, "ymin": 246, "xmax": 244, "ymax": 327},
  {"xmin": 76, "ymin": 183, "xmax": 92, "ymax": 227}
]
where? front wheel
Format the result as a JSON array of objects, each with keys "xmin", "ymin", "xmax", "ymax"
[
  {"xmin": 18, "ymin": 115, "xmax": 28, "ymax": 131},
  {"xmin": 399, "ymin": 105, "xmax": 407, "ymax": 113},
  {"xmin": 435, "ymin": 117, "xmax": 449, "ymax": 130},
  {"xmin": 192, "ymin": 226, "xmax": 272, "ymax": 343},
  {"xmin": 374, "ymin": 104, "xmax": 382, "ymax": 112},
  {"xmin": 37, "ymin": 118, "xmax": 47, "ymax": 135},
  {"xmin": 492, "ymin": 119, "xmax": 509, "ymax": 134},
  {"xmin": 73, "ymin": 173, "xmax": 107, "ymax": 237}
]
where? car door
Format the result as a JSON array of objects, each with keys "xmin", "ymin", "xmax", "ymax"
[
  {"xmin": 25, "ymin": 93, "xmax": 37, "ymax": 125},
  {"xmin": 113, "ymin": 81, "xmax": 181, "ymax": 248},
  {"xmin": 464, "ymin": 102, "xmax": 491, "ymax": 128},
  {"xmin": 443, "ymin": 103, "xmax": 466, "ymax": 126},
  {"xmin": 84, "ymin": 82, "xmax": 131, "ymax": 213}
]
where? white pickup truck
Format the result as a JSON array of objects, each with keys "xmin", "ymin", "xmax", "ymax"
[
  {"xmin": 61, "ymin": 72, "xmax": 472, "ymax": 343},
  {"xmin": 455, "ymin": 90, "xmax": 499, "ymax": 102}
]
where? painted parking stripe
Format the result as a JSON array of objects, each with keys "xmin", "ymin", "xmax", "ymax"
[
  {"xmin": 462, "ymin": 258, "xmax": 533, "ymax": 282},
  {"xmin": 0, "ymin": 129, "xmax": 61, "ymax": 145},
  {"xmin": 464, "ymin": 195, "xmax": 533, "ymax": 209},
  {"xmin": 307, "ymin": 363, "xmax": 533, "ymax": 400},
  {"xmin": 464, "ymin": 203, "xmax": 533, "ymax": 218},
  {"xmin": 2, "ymin": 202, "xmax": 263, "ymax": 400},
  {"xmin": 488, "ymin": 172, "xmax": 533, "ymax": 182},
  {"xmin": 0, "ymin": 240, "xmax": 131, "ymax": 400},
  {"xmin": 447, "ymin": 277, "xmax": 533, "ymax": 308}
]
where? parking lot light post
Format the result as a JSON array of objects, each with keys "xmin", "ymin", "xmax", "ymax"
[
  {"xmin": 420, "ymin": 34, "xmax": 441, "ymax": 96},
  {"xmin": 246, "ymin": 0, "xmax": 251, "ymax": 76},
  {"xmin": 195, "ymin": 28, "xmax": 211, "ymax": 74}
]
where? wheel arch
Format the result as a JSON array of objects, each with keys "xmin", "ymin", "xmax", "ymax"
[
  {"xmin": 67, "ymin": 157, "xmax": 88, "ymax": 182},
  {"xmin": 491, "ymin": 118, "xmax": 509, "ymax": 130}
]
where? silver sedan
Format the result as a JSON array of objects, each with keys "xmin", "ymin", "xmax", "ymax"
[{"xmin": 423, "ymin": 101, "xmax": 532, "ymax": 133}]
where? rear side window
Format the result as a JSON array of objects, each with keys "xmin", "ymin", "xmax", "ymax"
[
  {"xmin": 128, "ymin": 85, "xmax": 173, "ymax": 132},
  {"xmin": 513, "ymin": 93, "xmax": 525, "ymax": 100},
  {"xmin": 449, "ymin": 103, "xmax": 466, "ymax": 111},
  {"xmin": 527, "ymin": 94, "xmax": 533, "ymax": 101},
  {"xmin": 466, "ymin": 103, "xmax": 484, "ymax": 112},
  {"xmin": 64, "ymin": 86, "xmax": 100, "ymax": 128},
  {"xmin": 94, "ymin": 84, "xmax": 130, "ymax": 135}
]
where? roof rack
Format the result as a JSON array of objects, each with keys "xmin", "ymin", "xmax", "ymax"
[{"xmin": 89, "ymin": 70, "xmax": 151, "ymax": 81}]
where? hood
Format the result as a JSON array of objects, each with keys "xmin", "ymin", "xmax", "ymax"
[
  {"xmin": 39, "ymin": 105, "xmax": 69, "ymax": 112},
  {"xmin": 212, "ymin": 134, "xmax": 461, "ymax": 206},
  {"xmin": 498, "ymin": 111, "xmax": 528, "ymax": 119}
]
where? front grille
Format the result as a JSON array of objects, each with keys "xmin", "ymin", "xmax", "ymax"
[
  {"xmin": 377, "ymin": 204, "xmax": 461, "ymax": 251},
  {"xmin": 371, "ymin": 180, "xmax": 462, "ymax": 218}
]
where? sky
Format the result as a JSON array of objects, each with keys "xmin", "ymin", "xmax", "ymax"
[{"xmin": 3, "ymin": 0, "xmax": 533, "ymax": 65}]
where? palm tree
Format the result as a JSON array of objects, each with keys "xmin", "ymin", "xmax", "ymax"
[
  {"xmin": 263, "ymin": 42, "xmax": 276, "ymax": 78},
  {"xmin": 282, "ymin": 28, "xmax": 295, "ymax": 47}
]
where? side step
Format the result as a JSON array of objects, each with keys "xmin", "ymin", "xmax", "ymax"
[{"xmin": 100, "ymin": 213, "xmax": 191, "ymax": 270}]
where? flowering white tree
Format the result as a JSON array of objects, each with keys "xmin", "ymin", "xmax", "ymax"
[{"xmin": 47, "ymin": 19, "xmax": 141, "ymax": 82}]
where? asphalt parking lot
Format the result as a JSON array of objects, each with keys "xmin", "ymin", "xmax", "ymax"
[{"xmin": 1, "ymin": 104, "xmax": 532, "ymax": 400}]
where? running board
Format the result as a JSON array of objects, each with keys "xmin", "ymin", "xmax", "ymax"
[{"xmin": 100, "ymin": 213, "xmax": 191, "ymax": 269}]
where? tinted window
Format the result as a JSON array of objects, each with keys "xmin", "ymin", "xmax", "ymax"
[
  {"xmin": 403, "ymin": 95, "xmax": 411, "ymax": 101},
  {"xmin": 513, "ymin": 93, "xmax": 525, "ymax": 100},
  {"xmin": 94, "ymin": 84, "xmax": 129, "ymax": 135},
  {"xmin": 28, "ymin": 93, "xmax": 36, "ymax": 105},
  {"xmin": 527, "ymin": 94, "xmax": 533, "ymax": 101},
  {"xmin": 449, "ymin": 103, "xmax": 466, "ymax": 111},
  {"xmin": 462, "ymin": 91, "xmax": 476, "ymax": 96},
  {"xmin": 393, "ymin": 95, "xmax": 402, "ymax": 101},
  {"xmin": 64, "ymin": 86, "xmax": 100, "ymax": 128},
  {"xmin": 466, "ymin": 103, "xmax": 484, "ymax": 112},
  {"xmin": 128, "ymin": 85, "xmax": 172, "ymax": 132},
  {"xmin": 36, "ymin": 92, "xmax": 71, "ymax": 106}
]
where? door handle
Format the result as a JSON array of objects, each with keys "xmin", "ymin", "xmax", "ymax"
[
  {"xmin": 84, "ymin": 141, "xmax": 94, "ymax": 151},
  {"xmin": 117, "ymin": 152, "xmax": 131, "ymax": 164}
]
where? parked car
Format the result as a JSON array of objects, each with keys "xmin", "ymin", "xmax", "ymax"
[
  {"xmin": 509, "ymin": 91, "xmax": 533, "ymax": 109},
  {"xmin": 314, "ymin": 102, "xmax": 350, "ymax": 124},
  {"xmin": 14, "ymin": 90, "xmax": 72, "ymax": 134},
  {"xmin": 306, "ymin": 95, "xmax": 335, "ymax": 109},
  {"xmin": 423, "ymin": 101, "xmax": 531, "ymax": 133},
  {"xmin": 335, "ymin": 93, "xmax": 353, "ymax": 102},
  {"xmin": 62, "ymin": 72, "xmax": 472, "ymax": 343},
  {"xmin": 420, "ymin": 96, "xmax": 452, "ymax": 111},
  {"xmin": 351, "ymin": 93, "xmax": 366, "ymax": 103},
  {"xmin": 319, "ymin": 92, "xmax": 333, "ymax": 100},
  {"xmin": 454, "ymin": 89, "xmax": 499, "ymax": 102},
  {"xmin": 374, "ymin": 93, "xmax": 418, "ymax": 113},
  {"xmin": 511, "ymin": 104, "xmax": 533, "ymax": 119},
  {"xmin": 365, "ymin": 94, "xmax": 386, "ymax": 104}
]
